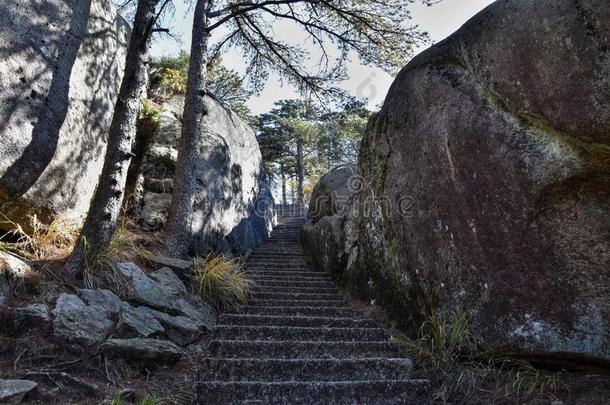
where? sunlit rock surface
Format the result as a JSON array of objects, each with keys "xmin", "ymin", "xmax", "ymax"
[
  {"xmin": 0, "ymin": 0, "xmax": 129, "ymax": 227},
  {"xmin": 130, "ymin": 95, "xmax": 276, "ymax": 255}
]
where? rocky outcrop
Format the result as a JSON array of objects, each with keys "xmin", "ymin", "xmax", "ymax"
[
  {"xmin": 302, "ymin": 165, "xmax": 357, "ymax": 280},
  {"xmin": 342, "ymin": 0, "xmax": 610, "ymax": 359},
  {"xmin": 0, "ymin": 0, "xmax": 129, "ymax": 228},
  {"xmin": 129, "ymin": 96, "xmax": 276, "ymax": 255},
  {"xmin": 47, "ymin": 263, "xmax": 215, "ymax": 350}
]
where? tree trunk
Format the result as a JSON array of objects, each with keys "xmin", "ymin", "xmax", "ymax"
[
  {"xmin": 66, "ymin": 0, "xmax": 160, "ymax": 276},
  {"xmin": 281, "ymin": 166, "xmax": 287, "ymax": 206},
  {"xmin": 296, "ymin": 140, "xmax": 305, "ymax": 205},
  {"xmin": 164, "ymin": 0, "xmax": 212, "ymax": 258}
]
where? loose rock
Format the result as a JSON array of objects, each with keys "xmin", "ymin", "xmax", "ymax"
[
  {"xmin": 142, "ymin": 308, "xmax": 202, "ymax": 345},
  {"xmin": 52, "ymin": 294, "xmax": 114, "ymax": 346},
  {"xmin": 117, "ymin": 304, "xmax": 164, "ymax": 338},
  {"xmin": 0, "ymin": 252, "xmax": 34, "ymax": 279},
  {"xmin": 101, "ymin": 338, "xmax": 183, "ymax": 363},
  {"xmin": 0, "ymin": 379, "xmax": 37, "ymax": 404},
  {"xmin": 78, "ymin": 289, "xmax": 123, "ymax": 315},
  {"xmin": 177, "ymin": 298, "xmax": 217, "ymax": 329},
  {"xmin": 147, "ymin": 255, "xmax": 193, "ymax": 282},
  {"xmin": 9, "ymin": 304, "xmax": 49, "ymax": 334},
  {"xmin": 117, "ymin": 262, "xmax": 180, "ymax": 313},
  {"xmin": 150, "ymin": 267, "xmax": 187, "ymax": 297}
]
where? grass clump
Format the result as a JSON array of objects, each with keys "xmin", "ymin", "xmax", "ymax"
[
  {"xmin": 82, "ymin": 219, "xmax": 160, "ymax": 292},
  {"xmin": 111, "ymin": 393, "xmax": 161, "ymax": 405},
  {"xmin": 397, "ymin": 311, "xmax": 563, "ymax": 404},
  {"xmin": 193, "ymin": 253, "xmax": 254, "ymax": 311},
  {"xmin": 0, "ymin": 213, "xmax": 78, "ymax": 261}
]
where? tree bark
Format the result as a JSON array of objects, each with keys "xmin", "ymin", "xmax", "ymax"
[
  {"xmin": 66, "ymin": 0, "xmax": 161, "ymax": 276},
  {"xmin": 296, "ymin": 140, "xmax": 305, "ymax": 205},
  {"xmin": 280, "ymin": 165, "xmax": 287, "ymax": 206},
  {"xmin": 164, "ymin": 0, "xmax": 213, "ymax": 258}
]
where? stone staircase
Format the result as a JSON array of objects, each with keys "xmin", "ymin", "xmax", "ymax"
[{"xmin": 196, "ymin": 206, "xmax": 430, "ymax": 404}]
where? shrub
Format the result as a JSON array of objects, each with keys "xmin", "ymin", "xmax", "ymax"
[{"xmin": 193, "ymin": 253, "xmax": 254, "ymax": 311}]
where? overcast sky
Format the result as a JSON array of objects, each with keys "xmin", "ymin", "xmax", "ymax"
[{"xmin": 151, "ymin": 0, "xmax": 496, "ymax": 114}]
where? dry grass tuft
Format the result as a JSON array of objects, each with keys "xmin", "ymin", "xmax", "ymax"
[
  {"xmin": 0, "ymin": 214, "xmax": 78, "ymax": 261},
  {"xmin": 82, "ymin": 219, "xmax": 161, "ymax": 293},
  {"xmin": 395, "ymin": 311, "xmax": 564, "ymax": 403},
  {"xmin": 193, "ymin": 253, "xmax": 254, "ymax": 311}
]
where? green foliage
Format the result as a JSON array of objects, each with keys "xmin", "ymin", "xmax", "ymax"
[
  {"xmin": 256, "ymin": 97, "xmax": 370, "ymax": 201},
  {"xmin": 140, "ymin": 100, "xmax": 163, "ymax": 123},
  {"xmin": 111, "ymin": 393, "xmax": 161, "ymax": 405},
  {"xmin": 193, "ymin": 253, "xmax": 254, "ymax": 311},
  {"xmin": 149, "ymin": 52, "xmax": 253, "ymax": 121}
]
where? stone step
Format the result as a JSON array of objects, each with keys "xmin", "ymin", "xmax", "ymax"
[
  {"xmin": 254, "ymin": 279, "xmax": 336, "ymax": 288},
  {"xmin": 248, "ymin": 265, "xmax": 311, "ymax": 270},
  {"xmin": 230, "ymin": 306, "xmax": 358, "ymax": 317},
  {"xmin": 252, "ymin": 285, "xmax": 339, "ymax": 294},
  {"xmin": 250, "ymin": 252, "xmax": 306, "ymax": 257},
  {"xmin": 208, "ymin": 340, "xmax": 406, "ymax": 359},
  {"xmin": 219, "ymin": 314, "xmax": 377, "ymax": 328},
  {"xmin": 249, "ymin": 274, "xmax": 331, "ymax": 282},
  {"xmin": 213, "ymin": 326, "xmax": 389, "ymax": 341},
  {"xmin": 247, "ymin": 271, "xmax": 328, "ymax": 279},
  {"xmin": 251, "ymin": 292, "xmax": 342, "ymax": 301},
  {"xmin": 248, "ymin": 263, "xmax": 310, "ymax": 269},
  {"xmin": 248, "ymin": 258, "xmax": 308, "ymax": 264},
  {"xmin": 195, "ymin": 380, "xmax": 431, "ymax": 405},
  {"xmin": 200, "ymin": 357, "xmax": 413, "ymax": 382},
  {"xmin": 248, "ymin": 299, "xmax": 348, "ymax": 308}
]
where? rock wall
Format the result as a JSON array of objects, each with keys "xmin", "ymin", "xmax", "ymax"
[
  {"xmin": 342, "ymin": 0, "xmax": 609, "ymax": 359},
  {"xmin": 0, "ymin": 0, "xmax": 130, "ymax": 227},
  {"xmin": 301, "ymin": 165, "xmax": 357, "ymax": 280},
  {"xmin": 130, "ymin": 96, "xmax": 276, "ymax": 255}
]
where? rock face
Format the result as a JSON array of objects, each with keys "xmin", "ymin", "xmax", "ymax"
[
  {"xmin": 0, "ymin": 0, "xmax": 129, "ymax": 228},
  {"xmin": 130, "ymin": 96, "xmax": 276, "ymax": 254},
  {"xmin": 343, "ymin": 0, "xmax": 610, "ymax": 358},
  {"xmin": 302, "ymin": 165, "xmax": 357, "ymax": 280}
]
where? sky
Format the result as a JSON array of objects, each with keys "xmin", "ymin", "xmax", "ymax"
[{"xmin": 150, "ymin": 0, "xmax": 496, "ymax": 114}]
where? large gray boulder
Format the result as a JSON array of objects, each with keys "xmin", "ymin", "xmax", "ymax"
[
  {"xmin": 302, "ymin": 165, "xmax": 357, "ymax": 280},
  {"xmin": 129, "ymin": 95, "xmax": 276, "ymax": 255},
  {"xmin": 344, "ymin": 0, "xmax": 610, "ymax": 359},
  {"xmin": 0, "ymin": 0, "xmax": 129, "ymax": 228}
]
